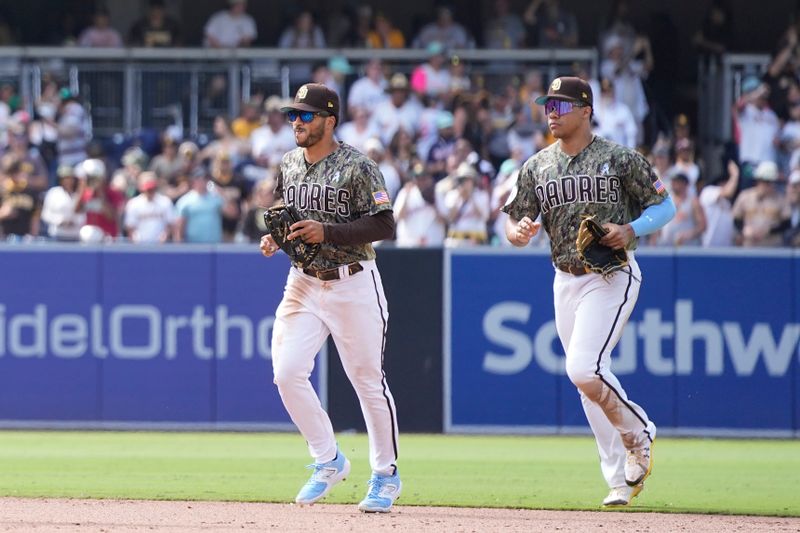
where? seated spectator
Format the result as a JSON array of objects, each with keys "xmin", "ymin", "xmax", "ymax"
[
  {"xmin": 128, "ymin": 0, "xmax": 181, "ymax": 47},
  {"xmin": 393, "ymin": 162, "xmax": 445, "ymax": 247},
  {"xmin": 338, "ymin": 106, "xmax": 379, "ymax": 155},
  {"xmin": 412, "ymin": 6, "xmax": 473, "ymax": 50},
  {"xmin": 592, "ymin": 77, "xmax": 637, "ymax": 149},
  {"xmin": 41, "ymin": 164, "xmax": 84, "ymax": 241},
  {"xmin": 174, "ymin": 170, "xmax": 223, "ymax": 243},
  {"xmin": 700, "ymin": 159, "xmax": 740, "ymax": 247},
  {"xmin": 347, "ymin": 58, "xmax": 388, "ymax": 116},
  {"xmin": 668, "ymin": 138, "xmax": 701, "ymax": 193},
  {"xmin": 364, "ymin": 138, "xmax": 401, "ymax": 201},
  {"xmin": 779, "ymin": 101, "xmax": 800, "ymax": 173},
  {"xmin": 4, "ymin": 121, "xmax": 48, "ymax": 192},
  {"xmin": 204, "ymin": 0, "xmax": 257, "ymax": 48},
  {"xmin": 124, "ymin": 172, "xmax": 175, "ymax": 243},
  {"xmin": 78, "ymin": 8, "xmax": 123, "ymax": 48},
  {"xmin": 388, "ymin": 128, "xmax": 418, "ymax": 184},
  {"xmin": 732, "ymin": 161, "xmax": 792, "ymax": 247},
  {"xmin": 484, "ymin": 0, "xmax": 525, "ymax": 49},
  {"xmin": 164, "ymin": 141, "xmax": 200, "ymax": 202},
  {"xmin": 231, "ymin": 101, "xmax": 262, "ymax": 139},
  {"xmin": 649, "ymin": 138, "xmax": 673, "ymax": 181},
  {"xmin": 656, "ymin": 173, "xmax": 706, "ymax": 246},
  {"xmin": 278, "ymin": 10, "xmax": 326, "ymax": 84},
  {"xmin": 410, "ymin": 42, "xmax": 452, "ymax": 100},
  {"xmin": 74, "ymin": 158, "xmax": 125, "ymax": 239},
  {"xmin": 523, "ymin": 0, "xmax": 579, "ymax": 48},
  {"xmin": 0, "ymin": 156, "xmax": 41, "ymax": 238},
  {"xmin": 149, "ymin": 134, "xmax": 183, "ymax": 185},
  {"xmin": 311, "ymin": 56, "xmax": 352, "ymax": 97},
  {"xmin": 367, "ymin": 12, "xmax": 406, "ymax": 49},
  {"xmin": 250, "ymin": 96, "xmax": 296, "ymax": 173},
  {"xmin": 112, "ymin": 146, "xmax": 148, "ymax": 199},
  {"xmin": 786, "ymin": 169, "xmax": 800, "ymax": 246}
]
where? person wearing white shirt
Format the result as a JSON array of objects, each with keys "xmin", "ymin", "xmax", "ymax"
[
  {"xmin": 735, "ymin": 77, "xmax": 780, "ymax": 168},
  {"xmin": 370, "ymin": 73, "xmax": 422, "ymax": 146},
  {"xmin": 124, "ymin": 172, "xmax": 176, "ymax": 243},
  {"xmin": 592, "ymin": 78, "xmax": 637, "ymax": 149},
  {"xmin": 347, "ymin": 59, "xmax": 388, "ymax": 115},
  {"xmin": 204, "ymin": 0, "xmax": 257, "ymax": 48},
  {"xmin": 394, "ymin": 164, "xmax": 445, "ymax": 247},
  {"xmin": 338, "ymin": 107, "xmax": 380, "ymax": 155},
  {"xmin": 250, "ymin": 96, "xmax": 296, "ymax": 171},
  {"xmin": 41, "ymin": 164, "xmax": 84, "ymax": 241},
  {"xmin": 700, "ymin": 160, "xmax": 740, "ymax": 247},
  {"xmin": 442, "ymin": 162, "xmax": 490, "ymax": 246},
  {"xmin": 364, "ymin": 138, "xmax": 401, "ymax": 201}
]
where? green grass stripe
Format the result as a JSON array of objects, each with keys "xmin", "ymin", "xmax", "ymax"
[{"xmin": 0, "ymin": 431, "xmax": 796, "ymax": 516}]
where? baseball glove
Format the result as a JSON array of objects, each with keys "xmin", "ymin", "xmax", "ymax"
[
  {"xmin": 575, "ymin": 216, "xmax": 629, "ymax": 278},
  {"xmin": 263, "ymin": 204, "xmax": 320, "ymax": 268}
]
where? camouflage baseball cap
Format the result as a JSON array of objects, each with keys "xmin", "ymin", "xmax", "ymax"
[
  {"xmin": 534, "ymin": 76, "xmax": 593, "ymax": 107},
  {"xmin": 281, "ymin": 83, "xmax": 340, "ymax": 123}
]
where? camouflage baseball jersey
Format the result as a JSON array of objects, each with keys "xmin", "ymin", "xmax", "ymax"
[
  {"xmin": 502, "ymin": 135, "xmax": 669, "ymax": 267},
  {"xmin": 275, "ymin": 142, "xmax": 393, "ymax": 270}
]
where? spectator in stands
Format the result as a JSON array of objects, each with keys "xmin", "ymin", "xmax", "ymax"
[
  {"xmin": 74, "ymin": 158, "xmax": 124, "ymax": 239},
  {"xmin": 174, "ymin": 170, "xmax": 223, "ymax": 243},
  {"xmin": 779, "ymin": 100, "xmax": 800, "ymax": 173},
  {"xmin": 412, "ymin": 6, "xmax": 472, "ymax": 50},
  {"xmin": 672, "ymin": 113, "xmax": 692, "ymax": 144},
  {"xmin": 278, "ymin": 10, "xmax": 326, "ymax": 86},
  {"xmin": 370, "ymin": 73, "xmax": 422, "ymax": 146},
  {"xmin": 311, "ymin": 56, "xmax": 352, "ymax": 97},
  {"xmin": 656, "ymin": 173, "xmax": 706, "ymax": 246},
  {"xmin": 410, "ymin": 42, "xmax": 452, "ymax": 100},
  {"xmin": 200, "ymin": 115, "xmax": 249, "ymax": 167},
  {"xmin": 149, "ymin": 134, "xmax": 182, "ymax": 185},
  {"xmin": 523, "ymin": 0, "xmax": 579, "ymax": 48},
  {"xmin": 0, "ymin": 156, "xmax": 40, "ymax": 239},
  {"xmin": 490, "ymin": 158, "xmax": 521, "ymax": 246},
  {"xmin": 734, "ymin": 76, "xmax": 780, "ymax": 185},
  {"xmin": 231, "ymin": 101, "xmax": 262, "ymax": 139},
  {"xmin": 0, "ymin": 88, "xmax": 9, "ymax": 152},
  {"xmin": 732, "ymin": 161, "xmax": 792, "ymax": 247},
  {"xmin": 364, "ymin": 138, "xmax": 401, "ymax": 201},
  {"xmin": 4, "ymin": 121, "xmax": 48, "ymax": 193},
  {"xmin": 238, "ymin": 177, "xmax": 275, "ymax": 243},
  {"xmin": 112, "ymin": 146, "xmax": 148, "ymax": 199},
  {"xmin": 394, "ymin": 161, "xmax": 445, "ymax": 247},
  {"xmin": 763, "ymin": 24, "xmax": 800, "ymax": 122},
  {"xmin": 388, "ymin": 128, "xmax": 418, "ymax": 184},
  {"xmin": 78, "ymin": 8, "xmax": 123, "ymax": 48},
  {"xmin": 786, "ymin": 169, "xmax": 800, "ymax": 246},
  {"xmin": 250, "ymin": 96, "xmax": 295, "ymax": 174},
  {"xmin": 129, "ymin": 0, "xmax": 182, "ymax": 47},
  {"xmin": 56, "ymin": 88, "xmax": 89, "ymax": 168},
  {"xmin": 163, "ymin": 141, "xmax": 199, "ymax": 202},
  {"xmin": 483, "ymin": 0, "xmax": 525, "ymax": 49},
  {"xmin": 426, "ymin": 111, "xmax": 458, "ymax": 182},
  {"xmin": 700, "ymin": 159, "xmax": 739, "ymax": 247},
  {"xmin": 592, "ymin": 77, "xmax": 638, "ymax": 149},
  {"xmin": 124, "ymin": 171, "xmax": 175, "ymax": 243},
  {"xmin": 338, "ymin": 106, "xmax": 379, "ymax": 155},
  {"xmin": 601, "ymin": 33, "xmax": 653, "ymax": 146},
  {"xmin": 210, "ymin": 150, "xmax": 248, "ymax": 242},
  {"xmin": 692, "ymin": 0, "xmax": 734, "ymax": 59},
  {"xmin": 442, "ymin": 162, "xmax": 490, "ymax": 246},
  {"xmin": 204, "ymin": 0, "xmax": 257, "ymax": 48},
  {"xmin": 599, "ymin": 0, "xmax": 637, "ymax": 54},
  {"xmin": 347, "ymin": 59, "xmax": 388, "ymax": 117},
  {"xmin": 367, "ymin": 12, "xmax": 406, "ymax": 49},
  {"xmin": 668, "ymin": 138, "xmax": 701, "ymax": 193},
  {"xmin": 649, "ymin": 138, "xmax": 673, "ymax": 181},
  {"xmin": 41, "ymin": 163, "xmax": 83, "ymax": 241}
]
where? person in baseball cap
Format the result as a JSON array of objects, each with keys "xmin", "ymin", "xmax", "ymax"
[
  {"xmin": 281, "ymin": 83, "xmax": 340, "ymax": 126},
  {"xmin": 534, "ymin": 76, "xmax": 593, "ymax": 107}
]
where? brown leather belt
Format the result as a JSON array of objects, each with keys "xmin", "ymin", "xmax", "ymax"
[
  {"xmin": 557, "ymin": 263, "xmax": 590, "ymax": 276},
  {"xmin": 302, "ymin": 262, "xmax": 363, "ymax": 281}
]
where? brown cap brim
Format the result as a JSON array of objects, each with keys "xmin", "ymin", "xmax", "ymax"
[
  {"xmin": 534, "ymin": 94, "xmax": 582, "ymax": 105},
  {"xmin": 280, "ymin": 103, "xmax": 324, "ymax": 114}
]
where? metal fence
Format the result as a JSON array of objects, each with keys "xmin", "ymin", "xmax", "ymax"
[{"xmin": 0, "ymin": 46, "xmax": 599, "ymax": 139}]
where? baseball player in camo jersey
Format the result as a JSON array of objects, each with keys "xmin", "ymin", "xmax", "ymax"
[
  {"xmin": 502, "ymin": 77, "xmax": 676, "ymax": 507},
  {"xmin": 259, "ymin": 83, "xmax": 401, "ymax": 513}
]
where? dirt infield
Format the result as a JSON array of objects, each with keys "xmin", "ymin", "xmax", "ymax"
[{"xmin": 1, "ymin": 499, "xmax": 799, "ymax": 532}]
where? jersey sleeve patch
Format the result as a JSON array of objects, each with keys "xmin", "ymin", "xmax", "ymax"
[
  {"xmin": 653, "ymin": 177, "xmax": 666, "ymax": 194},
  {"xmin": 373, "ymin": 190, "xmax": 390, "ymax": 204}
]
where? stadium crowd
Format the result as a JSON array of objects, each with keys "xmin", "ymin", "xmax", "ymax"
[{"xmin": 0, "ymin": 0, "xmax": 798, "ymax": 247}]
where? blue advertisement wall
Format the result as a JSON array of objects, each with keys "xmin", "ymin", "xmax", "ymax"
[
  {"xmin": 446, "ymin": 249, "xmax": 800, "ymax": 437},
  {"xmin": 0, "ymin": 246, "xmax": 319, "ymax": 429}
]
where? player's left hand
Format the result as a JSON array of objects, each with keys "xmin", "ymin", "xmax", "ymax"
[
  {"xmin": 600, "ymin": 222, "xmax": 635, "ymax": 250},
  {"xmin": 287, "ymin": 219, "xmax": 325, "ymax": 244}
]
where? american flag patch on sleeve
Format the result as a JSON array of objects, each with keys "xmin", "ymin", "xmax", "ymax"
[
  {"xmin": 653, "ymin": 178, "xmax": 666, "ymax": 193},
  {"xmin": 373, "ymin": 190, "xmax": 390, "ymax": 204}
]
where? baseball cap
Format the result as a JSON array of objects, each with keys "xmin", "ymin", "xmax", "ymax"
[
  {"xmin": 138, "ymin": 171, "xmax": 158, "ymax": 192},
  {"xmin": 386, "ymin": 73, "xmax": 410, "ymax": 92},
  {"xmin": 57, "ymin": 163, "xmax": 75, "ymax": 178},
  {"xmin": 436, "ymin": 111, "xmax": 454, "ymax": 130},
  {"xmin": 534, "ymin": 77, "xmax": 593, "ymax": 107},
  {"xmin": 281, "ymin": 83, "xmax": 340, "ymax": 124},
  {"xmin": 753, "ymin": 160, "xmax": 779, "ymax": 181}
]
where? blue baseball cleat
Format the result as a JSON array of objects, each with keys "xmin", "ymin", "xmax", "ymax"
[
  {"xmin": 294, "ymin": 450, "xmax": 351, "ymax": 505},
  {"xmin": 357, "ymin": 469, "xmax": 402, "ymax": 513}
]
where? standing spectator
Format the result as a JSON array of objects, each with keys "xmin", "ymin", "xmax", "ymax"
[
  {"xmin": 732, "ymin": 161, "xmax": 792, "ymax": 247},
  {"xmin": 209, "ymin": 151, "xmax": 248, "ymax": 242},
  {"xmin": 483, "ymin": 0, "xmax": 526, "ymax": 49},
  {"xmin": 763, "ymin": 24, "xmax": 800, "ymax": 122},
  {"xmin": 601, "ymin": 34, "xmax": 653, "ymax": 146},
  {"xmin": 5, "ymin": 122, "xmax": 48, "ymax": 193},
  {"xmin": 523, "ymin": 0, "xmax": 579, "ymax": 48},
  {"xmin": 56, "ymin": 89, "xmax": 89, "ymax": 168},
  {"xmin": 442, "ymin": 162, "xmax": 490, "ymax": 246},
  {"xmin": 41, "ymin": 164, "xmax": 84, "ymax": 241},
  {"xmin": 78, "ymin": 8, "xmax": 123, "ymax": 48},
  {"xmin": 74, "ymin": 158, "xmax": 125, "ymax": 239},
  {"xmin": 592, "ymin": 78, "xmax": 637, "ymax": 149},
  {"xmin": 347, "ymin": 59, "xmax": 388, "ymax": 116},
  {"xmin": 412, "ymin": 6, "xmax": 472, "ymax": 50},
  {"xmin": 656, "ymin": 174, "xmax": 706, "ymax": 246},
  {"xmin": 164, "ymin": 141, "xmax": 200, "ymax": 202},
  {"xmin": 174, "ymin": 171, "xmax": 223, "ymax": 243},
  {"xmin": 250, "ymin": 96, "xmax": 296, "ymax": 174},
  {"xmin": 0, "ymin": 157, "xmax": 40, "ymax": 238},
  {"xmin": 337, "ymin": 107, "xmax": 379, "ymax": 155},
  {"xmin": 700, "ymin": 159, "xmax": 740, "ymax": 247},
  {"xmin": 128, "ymin": 0, "xmax": 182, "ymax": 47},
  {"xmin": 410, "ymin": 42, "xmax": 452, "ymax": 100},
  {"xmin": 393, "ymin": 162, "xmax": 445, "ymax": 247},
  {"xmin": 426, "ymin": 111, "xmax": 458, "ymax": 182},
  {"xmin": 649, "ymin": 139, "xmax": 673, "ymax": 181},
  {"xmin": 693, "ymin": 0, "xmax": 735, "ymax": 59},
  {"xmin": 366, "ymin": 12, "xmax": 405, "ymax": 49},
  {"xmin": 124, "ymin": 172, "xmax": 175, "ymax": 243},
  {"xmin": 238, "ymin": 177, "xmax": 275, "ymax": 243},
  {"xmin": 370, "ymin": 73, "xmax": 422, "ymax": 146},
  {"xmin": 734, "ymin": 77, "xmax": 780, "ymax": 180},
  {"xmin": 668, "ymin": 138, "xmax": 701, "ymax": 193},
  {"xmin": 277, "ymin": 10, "xmax": 326, "ymax": 86},
  {"xmin": 786, "ymin": 169, "xmax": 800, "ymax": 246},
  {"xmin": 204, "ymin": 0, "xmax": 257, "ymax": 48},
  {"xmin": 779, "ymin": 101, "xmax": 800, "ymax": 173},
  {"xmin": 149, "ymin": 134, "xmax": 182, "ymax": 185},
  {"xmin": 364, "ymin": 138, "xmax": 401, "ymax": 201},
  {"xmin": 231, "ymin": 101, "xmax": 262, "ymax": 139}
]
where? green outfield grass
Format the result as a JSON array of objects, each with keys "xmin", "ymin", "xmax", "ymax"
[{"xmin": 0, "ymin": 431, "xmax": 797, "ymax": 516}]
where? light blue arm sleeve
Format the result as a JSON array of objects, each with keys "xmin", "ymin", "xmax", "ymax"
[{"xmin": 629, "ymin": 197, "xmax": 676, "ymax": 237}]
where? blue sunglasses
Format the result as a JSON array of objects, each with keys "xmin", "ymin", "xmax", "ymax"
[
  {"xmin": 286, "ymin": 110, "xmax": 329, "ymax": 123},
  {"xmin": 544, "ymin": 99, "xmax": 586, "ymax": 116}
]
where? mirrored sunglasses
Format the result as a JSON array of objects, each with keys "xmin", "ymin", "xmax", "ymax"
[
  {"xmin": 544, "ymin": 99, "xmax": 584, "ymax": 116},
  {"xmin": 286, "ymin": 110, "xmax": 328, "ymax": 123}
]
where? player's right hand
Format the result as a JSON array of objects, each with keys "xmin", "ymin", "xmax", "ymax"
[
  {"xmin": 513, "ymin": 216, "xmax": 540, "ymax": 246},
  {"xmin": 260, "ymin": 234, "xmax": 278, "ymax": 257}
]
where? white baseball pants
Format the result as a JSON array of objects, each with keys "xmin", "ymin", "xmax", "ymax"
[
  {"xmin": 271, "ymin": 260, "xmax": 399, "ymax": 475},
  {"xmin": 554, "ymin": 253, "xmax": 656, "ymax": 489}
]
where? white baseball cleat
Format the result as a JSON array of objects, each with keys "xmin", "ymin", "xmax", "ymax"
[
  {"xmin": 624, "ymin": 442, "xmax": 654, "ymax": 487},
  {"xmin": 602, "ymin": 482, "xmax": 644, "ymax": 506}
]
